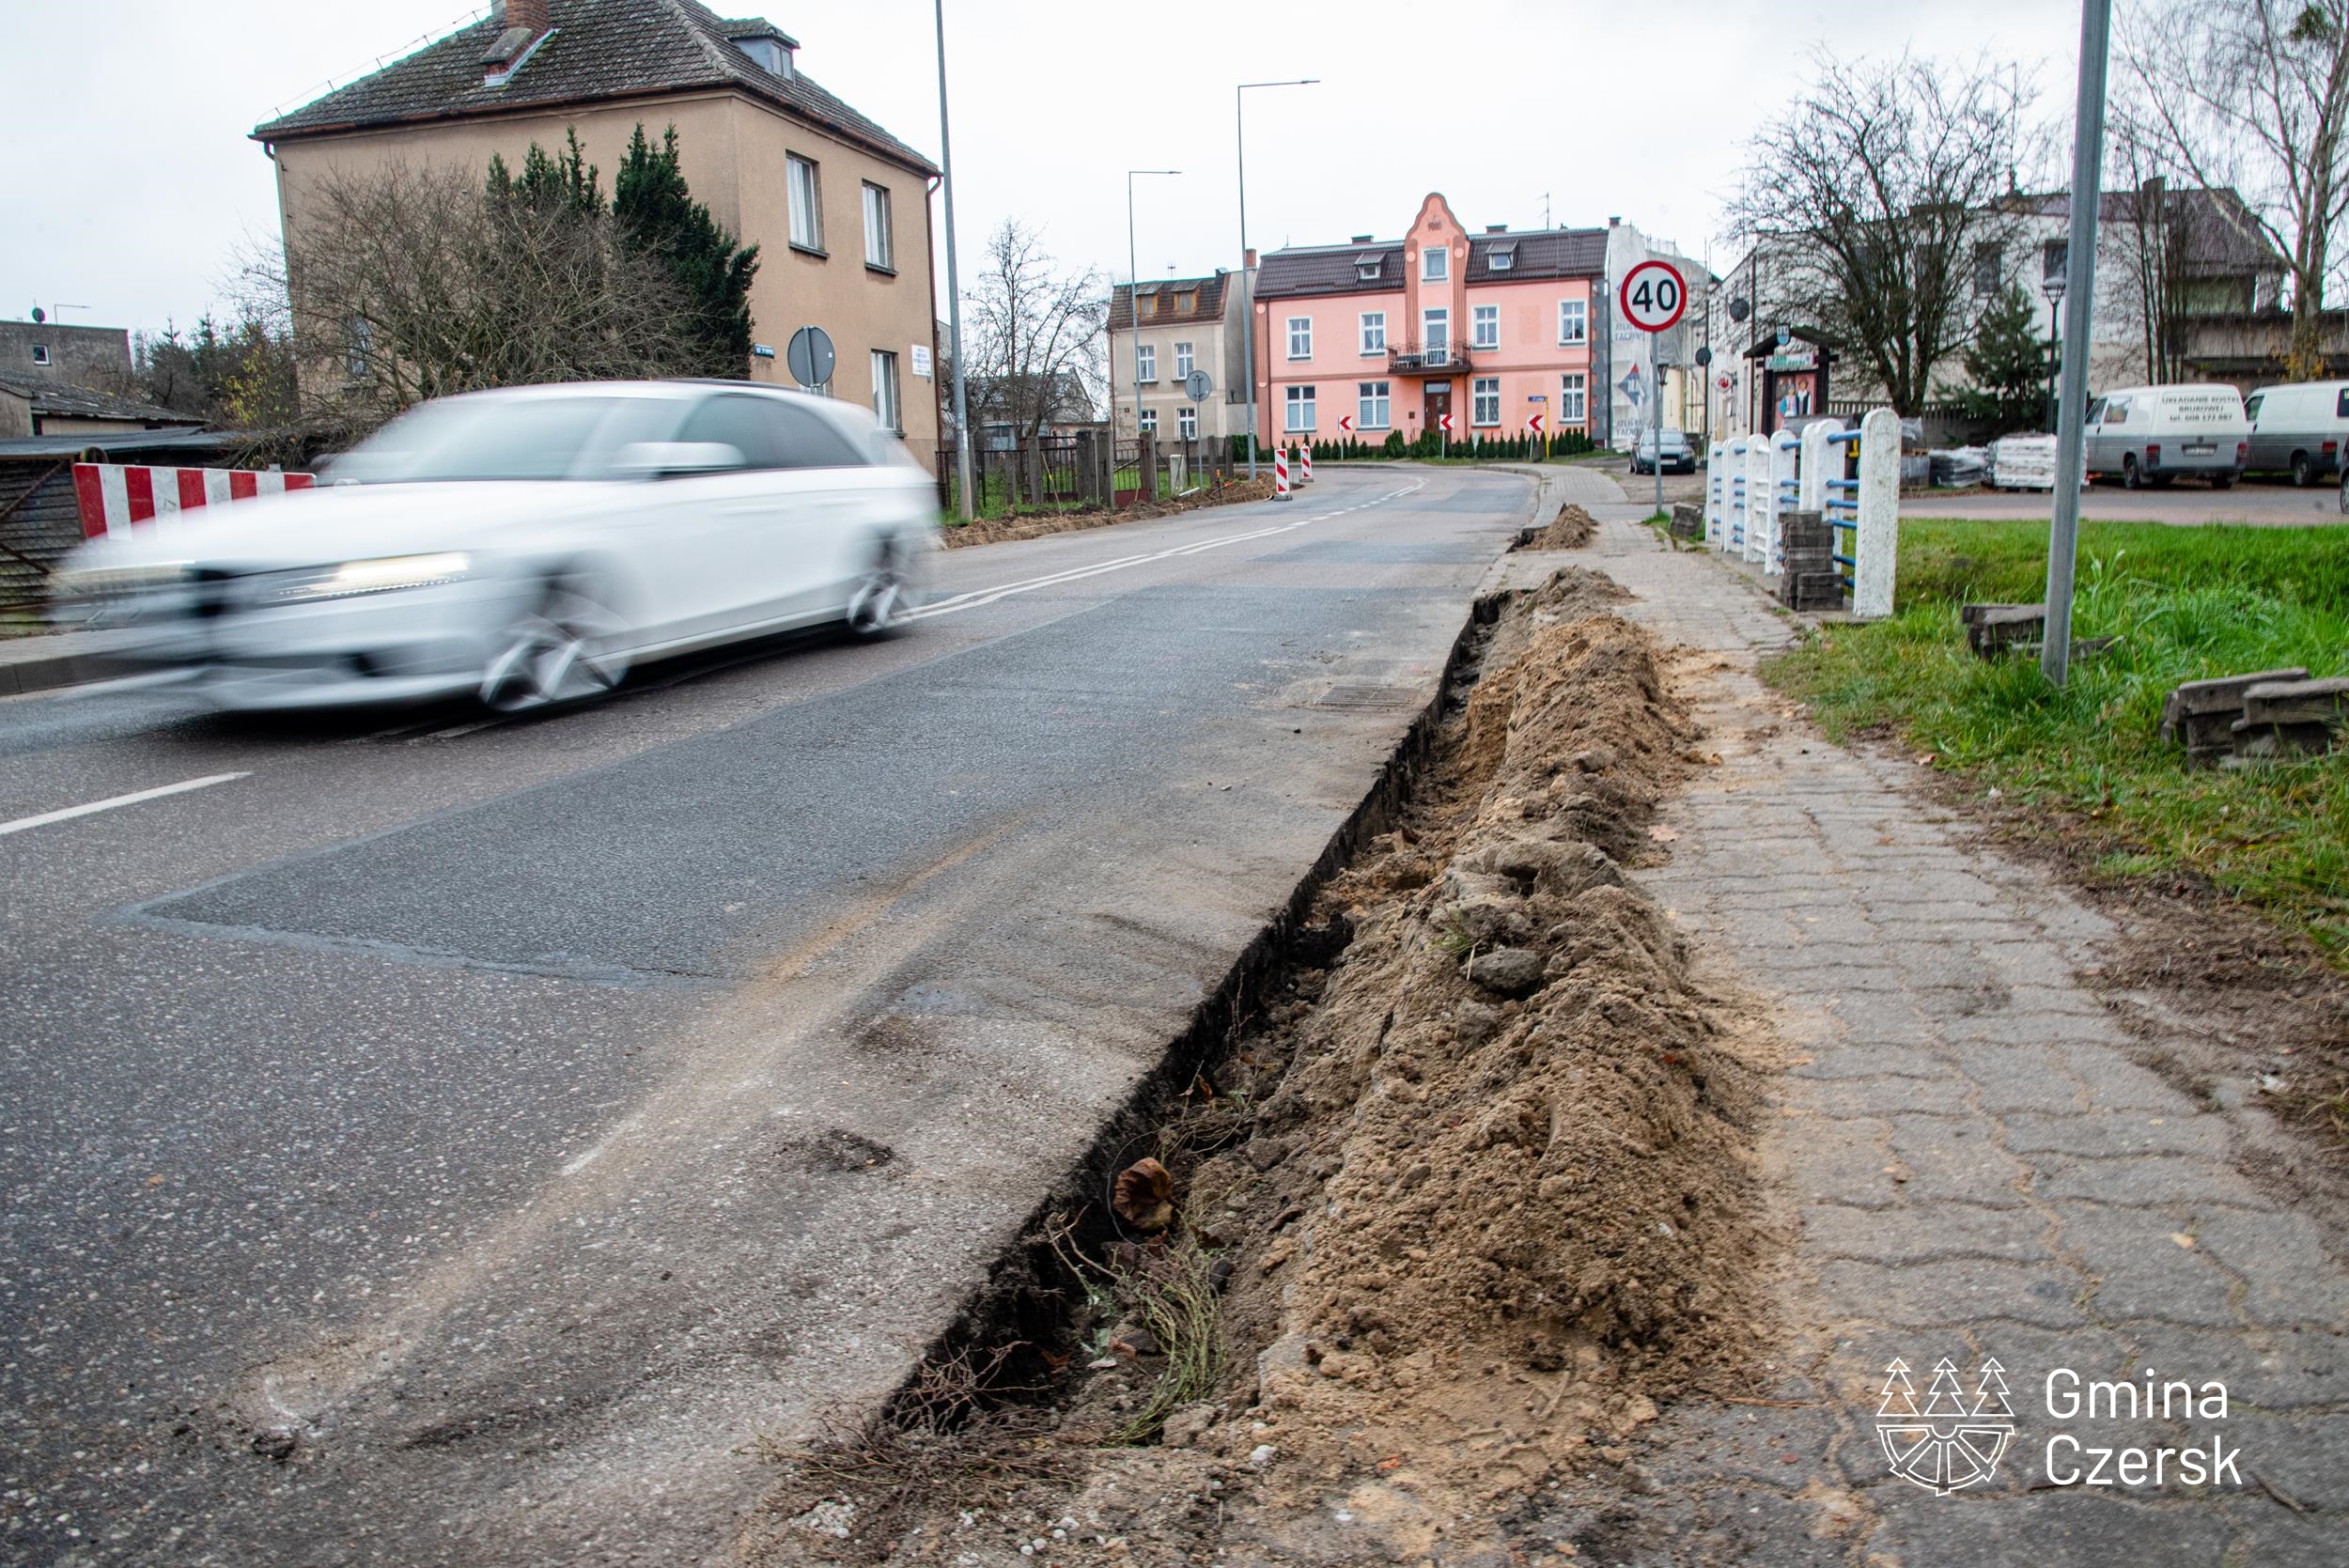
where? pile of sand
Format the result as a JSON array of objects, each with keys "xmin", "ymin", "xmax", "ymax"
[{"xmin": 1516, "ymin": 501, "xmax": 1598, "ymax": 551}]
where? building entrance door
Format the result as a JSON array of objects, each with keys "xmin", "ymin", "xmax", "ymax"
[{"xmin": 1423, "ymin": 381, "xmax": 1453, "ymax": 440}]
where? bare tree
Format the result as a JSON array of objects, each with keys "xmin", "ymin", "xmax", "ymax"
[
  {"xmin": 964, "ymin": 220, "xmax": 1106, "ymax": 443},
  {"xmin": 2123, "ymin": 0, "xmax": 2349, "ymax": 379},
  {"xmin": 276, "ymin": 159, "xmax": 708, "ymax": 436},
  {"xmin": 1727, "ymin": 52, "xmax": 2044, "ymax": 414}
]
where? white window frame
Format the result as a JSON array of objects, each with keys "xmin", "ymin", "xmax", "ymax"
[
  {"xmin": 1558, "ymin": 298, "xmax": 1587, "ymax": 345},
  {"xmin": 1286, "ymin": 316, "xmax": 1313, "ymax": 360},
  {"xmin": 30, "ymin": 344, "xmax": 50, "ymax": 366},
  {"xmin": 1422, "ymin": 246, "xmax": 1448, "ymax": 283},
  {"xmin": 786, "ymin": 154, "xmax": 823, "ymax": 252},
  {"xmin": 1283, "ymin": 383, "xmax": 1316, "ymax": 433},
  {"xmin": 1136, "ymin": 343, "xmax": 1157, "ymax": 383},
  {"xmin": 1488, "ymin": 248, "xmax": 1515, "ymax": 272},
  {"xmin": 1472, "ymin": 376, "xmax": 1501, "ymax": 427},
  {"xmin": 1359, "ymin": 311, "xmax": 1386, "ymax": 354},
  {"xmin": 1560, "ymin": 372, "xmax": 1587, "ymax": 424},
  {"xmin": 1471, "ymin": 303, "xmax": 1500, "ymax": 350},
  {"xmin": 1174, "ymin": 341, "xmax": 1194, "ymax": 380},
  {"xmin": 1139, "ymin": 407, "xmax": 1159, "ymax": 435},
  {"xmin": 1423, "ymin": 307, "xmax": 1450, "ymax": 354},
  {"xmin": 1178, "ymin": 405, "xmax": 1198, "ymax": 440},
  {"xmin": 862, "ymin": 181, "xmax": 893, "ymax": 271},
  {"xmin": 871, "ymin": 349, "xmax": 902, "ymax": 431},
  {"xmin": 1358, "ymin": 380, "xmax": 1391, "ymax": 430}
]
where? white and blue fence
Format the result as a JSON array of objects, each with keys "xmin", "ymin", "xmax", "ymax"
[{"xmin": 1706, "ymin": 407, "xmax": 1899, "ymax": 618}]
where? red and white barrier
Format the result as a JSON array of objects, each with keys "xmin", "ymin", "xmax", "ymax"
[
  {"xmin": 72, "ymin": 462, "xmax": 316, "ymax": 539},
  {"xmin": 1300, "ymin": 445, "xmax": 1314, "ymax": 484},
  {"xmin": 1273, "ymin": 446, "xmax": 1291, "ymax": 502}
]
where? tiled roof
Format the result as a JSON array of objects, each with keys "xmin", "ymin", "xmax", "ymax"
[
  {"xmin": 1255, "ymin": 228, "xmax": 1607, "ymax": 299},
  {"xmin": 0, "ymin": 377, "xmax": 199, "ymax": 426},
  {"xmin": 1109, "ymin": 273, "xmax": 1231, "ymax": 333},
  {"xmin": 252, "ymin": 0, "xmax": 937, "ymax": 177}
]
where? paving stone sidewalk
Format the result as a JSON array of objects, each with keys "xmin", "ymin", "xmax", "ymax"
[{"xmin": 1512, "ymin": 515, "xmax": 2346, "ymax": 1566}]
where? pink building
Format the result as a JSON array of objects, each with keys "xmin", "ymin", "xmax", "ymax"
[{"xmin": 1252, "ymin": 194, "xmax": 1605, "ymax": 449}]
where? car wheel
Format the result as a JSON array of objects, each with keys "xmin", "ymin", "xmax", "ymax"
[
  {"xmin": 845, "ymin": 536, "xmax": 911, "ymax": 639},
  {"xmin": 2291, "ymin": 452, "xmax": 2313, "ymax": 487},
  {"xmin": 480, "ymin": 581, "xmax": 630, "ymax": 713},
  {"xmin": 2122, "ymin": 455, "xmax": 2142, "ymax": 489},
  {"xmin": 2340, "ymin": 469, "xmax": 2347, "ymax": 515}
]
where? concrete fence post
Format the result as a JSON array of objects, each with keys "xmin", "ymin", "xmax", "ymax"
[
  {"xmin": 1766, "ymin": 428, "xmax": 1800, "ymax": 578},
  {"xmin": 1743, "ymin": 436, "xmax": 1772, "ymax": 566},
  {"xmin": 1855, "ymin": 408, "xmax": 1901, "ymax": 619},
  {"xmin": 1724, "ymin": 436, "xmax": 1749, "ymax": 554},
  {"xmin": 1798, "ymin": 419, "xmax": 1840, "ymax": 513},
  {"xmin": 1706, "ymin": 442, "xmax": 1726, "ymax": 547}
]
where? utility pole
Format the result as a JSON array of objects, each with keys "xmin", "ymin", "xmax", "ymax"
[
  {"xmin": 1236, "ymin": 79, "xmax": 1317, "ymax": 479},
  {"xmin": 933, "ymin": 0, "xmax": 973, "ymax": 520},
  {"xmin": 2044, "ymin": 0, "xmax": 2112, "ymax": 688}
]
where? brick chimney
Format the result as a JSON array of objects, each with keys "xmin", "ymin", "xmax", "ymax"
[{"xmin": 482, "ymin": 0, "xmax": 552, "ymax": 84}]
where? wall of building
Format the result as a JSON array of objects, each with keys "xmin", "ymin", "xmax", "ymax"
[
  {"xmin": 1110, "ymin": 273, "xmax": 1252, "ymax": 442},
  {"xmin": 0, "ymin": 323, "xmax": 133, "ymax": 390},
  {"xmin": 269, "ymin": 87, "xmax": 940, "ymax": 465}
]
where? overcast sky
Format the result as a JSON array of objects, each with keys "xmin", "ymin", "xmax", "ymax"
[{"xmin": 4, "ymin": 0, "xmax": 2091, "ymax": 337}]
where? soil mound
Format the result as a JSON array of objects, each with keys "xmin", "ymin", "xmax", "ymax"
[
  {"xmin": 941, "ymin": 480, "xmax": 1276, "ymax": 551},
  {"xmin": 1516, "ymin": 501, "xmax": 1598, "ymax": 551}
]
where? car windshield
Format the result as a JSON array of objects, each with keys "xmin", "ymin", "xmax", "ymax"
[{"xmin": 327, "ymin": 396, "xmax": 672, "ymax": 483}]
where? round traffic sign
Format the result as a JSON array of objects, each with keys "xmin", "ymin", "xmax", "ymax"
[
  {"xmin": 1184, "ymin": 368, "xmax": 1214, "ymax": 403},
  {"xmin": 786, "ymin": 325, "xmax": 837, "ymax": 389},
  {"xmin": 1619, "ymin": 259, "xmax": 1688, "ymax": 334}
]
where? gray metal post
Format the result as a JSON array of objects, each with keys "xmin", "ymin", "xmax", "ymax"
[
  {"xmin": 934, "ymin": 0, "xmax": 973, "ymax": 521},
  {"xmin": 1236, "ymin": 80, "xmax": 1316, "ymax": 480},
  {"xmin": 2044, "ymin": 0, "xmax": 2113, "ymax": 688},
  {"xmin": 1653, "ymin": 334, "xmax": 1664, "ymax": 516},
  {"xmin": 1127, "ymin": 169, "xmax": 1180, "ymax": 508}
]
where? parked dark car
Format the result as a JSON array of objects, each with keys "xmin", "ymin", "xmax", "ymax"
[{"xmin": 1631, "ymin": 427, "xmax": 1696, "ymax": 474}]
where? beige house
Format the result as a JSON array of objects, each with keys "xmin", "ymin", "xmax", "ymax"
[
  {"xmin": 1107, "ymin": 266, "xmax": 1254, "ymax": 442},
  {"xmin": 252, "ymin": 0, "xmax": 941, "ymax": 465}
]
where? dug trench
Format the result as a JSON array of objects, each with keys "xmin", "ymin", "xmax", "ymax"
[{"xmin": 743, "ymin": 564, "xmax": 1795, "ymax": 1566}]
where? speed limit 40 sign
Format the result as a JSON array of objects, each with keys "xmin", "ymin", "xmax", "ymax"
[{"xmin": 1619, "ymin": 258, "xmax": 1688, "ymax": 334}]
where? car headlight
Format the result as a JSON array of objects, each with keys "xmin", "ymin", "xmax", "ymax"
[
  {"xmin": 262, "ymin": 552, "xmax": 472, "ymax": 604},
  {"xmin": 50, "ymin": 561, "xmax": 194, "ymax": 598}
]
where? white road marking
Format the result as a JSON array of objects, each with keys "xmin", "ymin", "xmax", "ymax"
[
  {"xmin": 910, "ymin": 478, "xmax": 1429, "ymax": 622},
  {"xmin": 0, "ymin": 771, "xmax": 251, "ymax": 838}
]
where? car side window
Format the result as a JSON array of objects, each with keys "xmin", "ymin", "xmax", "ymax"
[
  {"xmin": 764, "ymin": 401, "xmax": 869, "ymax": 470},
  {"xmin": 2104, "ymin": 399, "xmax": 2127, "ymax": 426},
  {"xmin": 2245, "ymin": 394, "xmax": 2263, "ymax": 422},
  {"xmin": 677, "ymin": 396, "xmax": 789, "ymax": 469},
  {"xmin": 2338, "ymin": 388, "xmax": 2349, "ymax": 419},
  {"xmin": 2085, "ymin": 398, "xmax": 2105, "ymax": 426}
]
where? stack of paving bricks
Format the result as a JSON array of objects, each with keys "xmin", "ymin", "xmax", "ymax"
[
  {"xmin": 1774, "ymin": 509, "xmax": 1842, "ymax": 611},
  {"xmin": 1669, "ymin": 501, "xmax": 1704, "ymax": 540},
  {"xmin": 1961, "ymin": 602, "xmax": 2045, "ymax": 659},
  {"xmin": 2155, "ymin": 665, "xmax": 2349, "ymax": 766}
]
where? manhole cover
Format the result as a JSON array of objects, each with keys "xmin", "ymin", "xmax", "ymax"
[{"xmin": 1315, "ymin": 684, "xmax": 1419, "ymax": 710}]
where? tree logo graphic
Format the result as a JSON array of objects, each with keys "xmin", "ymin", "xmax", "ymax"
[{"xmin": 1876, "ymin": 1357, "xmax": 2015, "ymax": 1495}]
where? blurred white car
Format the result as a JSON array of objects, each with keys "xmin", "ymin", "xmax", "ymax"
[{"xmin": 50, "ymin": 382, "xmax": 939, "ymax": 711}]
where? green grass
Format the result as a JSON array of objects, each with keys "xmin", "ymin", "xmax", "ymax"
[{"xmin": 1763, "ymin": 518, "xmax": 2349, "ymax": 959}]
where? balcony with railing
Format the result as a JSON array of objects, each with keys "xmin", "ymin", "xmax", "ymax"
[{"xmin": 1386, "ymin": 340, "xmax": 1474, "ymax": 377}]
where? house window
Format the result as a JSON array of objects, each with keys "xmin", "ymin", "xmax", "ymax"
[
  {"xmin": 1174, "ymin": 289, "xmax": 1198, "ymax": 316},
  {"xmin": 1284, "ymin": 383, "xmax": 1316, "ymax": 432},
  {"xmin": 1472, "ymin": 377, "xmax": 1501, "ymax": 426},
  {"xmin": 1136, "ymin": 344, "xmax": 1157, "ymax": 382},
  {"xmin": 1287, "ymin": 317, "xmax": 1313, "ymax": 359},
  {"xmin": 863, "ymin": 182, "xmax": 894, "ymax": 270},
  {"xmin": 1423, "ymin": 307, "xmax": 1450, "ymax": 354},
  {"xmin": 1178, "ymin": 405, "xmax": 1198, "ymax": 440},
  {"xmin": 2042, "ymin": 239, "xmax": 2067, "ymax": 282},
  {"xmin": 1488, "ymin": 246, "xmax": 1515, "ymax": 272},
  {"xmin": 1359, "ymin": 380, "xmax": 1391, "ymax": 429},
  {"xmin": 787, "ymin": 155, "xmax": 823, "ymax": 252},
  {"xmin": 1971, "ymin": 241, "xmax": 2001, "ymax": 297},
  {"xmin": 30, "ymin": 344, "xmax": 50, "ymax": 366},
  {"xmin": 1360, "ymin": 312, "xmax": 1386, "ymax": 354},
  {"xmin": 346, "ymin": 317, "xmax": 372, "ymax": 380},
  {"xmin": 871, "ymin": 350, "xmax": 902, "ymax": 431},
  {"xmin": 1175, "ymin": 341, "xmax": 1194, "ymax": 380},
  {"xmin": 1423, "ymin": 246, "xmax": 1448, "ymax": 283},
  {"xmin": 1355, "ymin": 256, "xmax": 1382, "ymax": 283},
  {"xmin": 1140, "ymin": 407, "xmax": 1159, "ymax": 435},
  {"xmin": 1559, "ymin": 373, "xmax": 1587, "ymax": 424},
  {"xmin": 1558, "ymin": 299, "xmax": 1586, "ymax": 344},
  {"xmin": 1472, "ymin": 303, "xmax": 1500, "ymax": 350}
]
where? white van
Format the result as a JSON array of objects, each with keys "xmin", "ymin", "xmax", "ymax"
[
  {"xmin": 2083, "ymin": 384, "xmax": 2250, "ymax": 489},
  {"xmin": 2244, "ymin": 380, "xmax": 2349, "ymax": 486}
]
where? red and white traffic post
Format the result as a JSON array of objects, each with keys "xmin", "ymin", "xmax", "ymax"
[
  {"xmin": 1299, "ymin": 443, "xmax": 1314, "ymax": 484},
  {"xmin": 1274, "ymin": 444, "xmax": 1291, "ymax": 501},
  {"xmin": 1618, "ymin": 256, "xmax": 1688, "ymax": 515}
]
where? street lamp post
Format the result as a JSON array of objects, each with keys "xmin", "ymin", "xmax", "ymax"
[
  {"xmin": 2042, "ymin": 273, "xmax": 2066, "ymax": 436},
  {"xmin": 1127, "ymin": 168, "xmax": 1182, "ymax": 474},
  {"xmin": 934, "ymin": 0, "xmax": 974, "ymax": 520},
  {"xmin": 1237, "ymin": 78, "xmax": 1318, "ymax": 478}
]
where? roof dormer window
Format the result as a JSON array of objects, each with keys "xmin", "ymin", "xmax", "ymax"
[
  {"xmin": 1355, "ymin": 253, "xmax": 1382, "ymax": 282},
  {"xmin": 725, "ymin": 23, "xmax": 800, "ymax": 79},
  {"xmin": 1488, "ymin": 244, "xmax": 1517, "ymax": 272}
]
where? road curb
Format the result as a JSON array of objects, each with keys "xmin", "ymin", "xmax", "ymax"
[{"xmin": 0, "ymin": 642, "xmax": 143, "ymax": 698}]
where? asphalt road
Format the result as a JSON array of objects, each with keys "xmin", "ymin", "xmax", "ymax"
[{"xmin": 0, "ymin": 465, "xmax": 1541, "ymax": 1565}]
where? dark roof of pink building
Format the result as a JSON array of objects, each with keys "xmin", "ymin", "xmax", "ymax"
[{"xmin": 1255, "ymin": 227, "xmax": 1607, "ymax": 300}]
